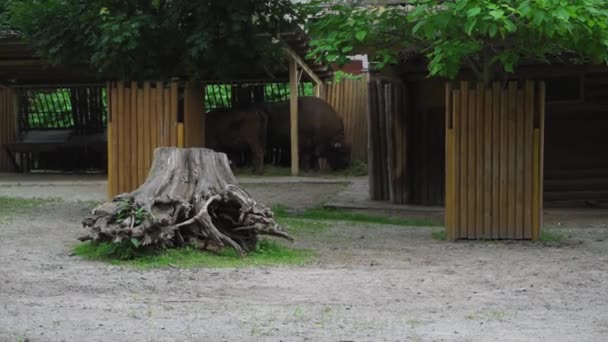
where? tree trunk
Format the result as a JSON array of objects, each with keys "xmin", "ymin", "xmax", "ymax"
[{"xmin": 81, "ymin": 147, "xmax": 291, "ymax": 256}]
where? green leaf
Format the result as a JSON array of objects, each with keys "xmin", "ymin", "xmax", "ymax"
[
  {"xmin": 131, "ymin": 238, "xmax": 141, "ymax": 248},
  {"xmin": 554, "ymin": 8, "xmax": 570, "ymax": 21},
  {"xmin": 467, "ymin": 7, "xmax": 481, "ymax": 17},
  {"xmin": 489, "ymin": 9, "xmax": 504, "ymax": 20},
  {"xmin": 465, "ymin": 19, "xmax": 477, "ymax": 36},
  {"xmin": 355, "ymin": 30, "xmax": 367, "ymax": 41},
  {"xmin": 341, "ymin": 46, "xmax": 354, "ymax": 53},
  {"xmin": 503, "ymin": 19, "xmax": 516, "ymax": 33},
  {"xmin": 489, "ymin": 23, "xmax": 498, "ymax": 37}
]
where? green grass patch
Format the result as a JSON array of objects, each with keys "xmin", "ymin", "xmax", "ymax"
[
  {"xmin": 431, "ymin": 230, "xmax": 447, "ymax": 240},
  {"xmin": 73, "ymin": 239, "xmax": 313, "ymax": 269},
  {"xmin": 540, "ymin": 230, "xmax": 566, "ymax": 243},
  {"xmin": 0, "ymin": 196, "xmax": 62, "ymax": 222},
  {"xmin": 274, "ymin": 205, "xmax": 440, "ymax": 227}
]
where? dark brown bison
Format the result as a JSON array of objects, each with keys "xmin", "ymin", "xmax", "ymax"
[
  {"xmin": 261, "ymin": 97, "xmax": 351, "ymax": 170},
  {"xmin": 205, "ymin": 107, "xmax": 268, "ymax": 174}
]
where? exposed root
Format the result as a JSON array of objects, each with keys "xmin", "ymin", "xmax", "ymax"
[{"xmin": 81, "ymin": 147, "xmax": 291, "ymax": 256}]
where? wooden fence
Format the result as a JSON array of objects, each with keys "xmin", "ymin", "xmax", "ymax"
[
  {"xmin": 322, "ymin": 75, "xmax": 369, "ymax": 162},
  {"xmin": 0, "ymin": 87, "xmax": 17, "ymax": 171},
  {"xmin": 367, "ymin": 79, "xmax": 445, "ymax": 205},
  {"xmin": 106, "ymin": 81, "xmax": 205, "ymax": 198},
  {"xmin": 445, "ymin": 81, "xmax": 545, "ymax": 240}
]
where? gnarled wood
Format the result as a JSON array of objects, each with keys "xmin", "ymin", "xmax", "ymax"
[{"xmin": 81, "ymin": 147, "xmax": 291, "ymax": 256}]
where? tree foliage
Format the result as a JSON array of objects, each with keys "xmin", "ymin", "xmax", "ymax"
[
  {"xmin": 6, "ymin": 0, "xmax": 299, "ymax": 80},
  {"xmin": 306, "ymin": 0, "xmax": 608, "ymax": 82}
]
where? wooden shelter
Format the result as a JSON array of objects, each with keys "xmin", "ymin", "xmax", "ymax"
[
  {"xmin": 0, "ymin": 27, "xmax": 347, "ymax": 198},
  {"xmin": 369, "ymin": 58, "xmax": 608, "ymax": 239}
]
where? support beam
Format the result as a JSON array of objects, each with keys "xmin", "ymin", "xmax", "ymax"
[
  {"xmin": 289, "ymin": 57, "xmax": 299, "ymax": 176},
  {"xmin": 283, "ymin": 47, "xmax": 323, "ymax": 86}
]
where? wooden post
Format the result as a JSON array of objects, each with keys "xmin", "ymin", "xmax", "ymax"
[
  {"xmin": 183, "ymin": 82, "xmax": 206, "ymax": 147},
  {"xmin": 289, "ymin": 57, "xmax": 299, "ymax": 175},
  {"xmin": 106, "ymin": 82, "xmax": 114, "ymax": 199}
]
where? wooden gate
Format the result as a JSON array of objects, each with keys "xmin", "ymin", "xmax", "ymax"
[
  {"xmin": 445, "ymin": 81, "xmax": 545, "ymax": 240},
  {"xmin": 0, "ymin": 86, "xmax": 17, "ymax": 171},
  {"xmin": 107, "ymin": 81, "xmax": 205, "ymax": 198}
]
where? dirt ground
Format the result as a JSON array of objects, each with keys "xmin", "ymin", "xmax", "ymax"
[{"xmin": 1, "ymin": 180, "xmax": 608, "ymax": 341}]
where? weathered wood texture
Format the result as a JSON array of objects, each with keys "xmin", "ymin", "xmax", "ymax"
[
  {"xmin": 445, "ymin": 81, "xmax": 545, "ymax": 240},
  {"xmin": 289, "ymin": 58, "xmax": 299, "ymax": 176},
  {"xmin": 322, "ymin": 74, "xmax": 369, "ymax": 163},
  {"xmin": 107, "ymin": 81, "xmax": 181, "ymax": 198},
  {"xmin": 0, "ymin": 87, "xmax": 17, "ymax": 171},
  {"xmin": 83, "ymin": 147, "xmax": 291, "ymax": 256},
  {"xmin": 367, "ymin": 79, "xmax": 409, "ymax": 203},
  {"xmin": 367, "ymin": 78, "xmax": 444, "ymax": 205},
  {"xmin": 183, "ymin": 82, "xmax": 206, "ymax": 148}
]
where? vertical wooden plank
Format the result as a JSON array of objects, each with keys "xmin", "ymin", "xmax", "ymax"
[
  {"xmin": 143, "ymin": 82, "xmax": 152, "ymax": 174},
  {"xmin": 0, "ymin": 89, "xmax": 5, "ymax": 170},
  {"xmin": 445, "ymin": 83, "xmax": 453, "ymax": 239},
  {"xmin": 376, "ymin": 80, "xmax": 387, "ymax": 200},
  {"xmin": 122, "ymin": 82, "xmax": 132, "ymax": 192},
  {"xmin": 515, "ymin": 88, "xmax": 525, "ymax": 239},
  {"xmin": 170, "ymin": 81, "xmax": 178, "ymax": 147},
  {"xmin": 483, "ymin": 84, "xmax": 493, "ymax": 238},
  {"xmin": 289, "ymin": 58, "xmax": 299, "ymax": 175},
  {"xmin": 163, "ymin": 86, "xmax": 171, "ymax": 147},
  {"xmin": 155, "ymin": 82, "xmax": 164, "ymax": 146},
  {"xmin": 150, "ymin": 82, "xmax": 158, "ymax": 152},
  {"xmin": 452, "ymin": 89, "xmax": 461, "ymax": 239},
  {"xmin": 385, "ymin": 84, "xmax": 395, "ymax": 202},
  {"xmin": 535, "ymin": 82, "xmax": 546, "ymax": 240},
  {"xmin": 467, "ymin": 87, "xmax": 476, "ymax": 239},
  {"xmin": 476, "ymin": 83, "xmax": 485, "ymax": 238},
  {"xmin": 459, "ymin": 82, "xmax": 469, "ymax": 239},
  {"xmin": 491, "ymin": 83, "xmax": 501, "ymax": 239},
  {"xmin": 367, "ymin": 80, "xmax": 377, "ymax": 200},
  {"xmin": 116, "ymin": 82, "xmax": 126, "ymax": 194},
  {"xmin": 130, "ymin": 81, "xmax": 139, "ymax": 190},
  {"xmin": 137, "ymin": 85, "xmax": 145, "ymax": 185},
  {"xmin": 507, "ymin": 82, "xmax": 518, "ymax": 239},
  {"xmin": 523, "ymin": 81, "xmax": 535, "ymax": 239},
  {"xmin": 499, "ymin": 86, "xmax": 509, "ymax": 239},
  {"xmin": 109, "ymin": 83, "xmax": 120, "ymax": 198},
  {"xmin": 532, "ymin": 130, "xmax": 540, "ymax": 241}
]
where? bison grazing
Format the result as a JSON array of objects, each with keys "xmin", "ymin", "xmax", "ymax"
[
  {"xmin": 205, "ymin": 107, "xmax": 268, "ymax": 174},
  {"xmin": 204, "ymin": 97, "xmax": 350, "ymax": 173},
  {"xmin": 262, "ymin": 96, "xmax": 351, "ymax": 170}
]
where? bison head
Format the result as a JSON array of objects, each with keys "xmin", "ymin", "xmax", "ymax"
[{"xmin": 326, "ymin": 141, "xmax": 351, "ymax": 170}]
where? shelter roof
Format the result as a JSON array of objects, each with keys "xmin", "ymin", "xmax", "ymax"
[{"xmin": 0, "ymin": 25, "xmax": 332, "ymax": 85}]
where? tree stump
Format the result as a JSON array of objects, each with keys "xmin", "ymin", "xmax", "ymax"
[{"xmin": 81, "ymin": 147, "xmax": 291, "ymax": 256}]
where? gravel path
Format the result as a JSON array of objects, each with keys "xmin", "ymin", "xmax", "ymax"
[{"xmin": 1, "ymin": 179, "xmax": 608, "ymax": 341}]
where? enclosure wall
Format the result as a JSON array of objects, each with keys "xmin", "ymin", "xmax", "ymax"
[
  {"xmin": 322, "ymin": 75, "xmax": 369, "ymax": 163},
  {"xmin": 0, "ymin": 87, "xmax": 17, "ymax": 171},
  {"xmin": 107, "ymin": 81, "xmax": 180, "ymax": 197},
  {"xmin": 445, "ymin": 81, "xmax": 545, "ymax": 240}
]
